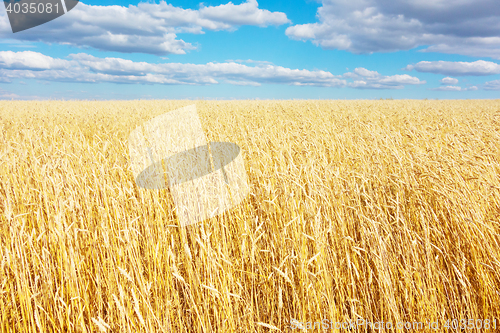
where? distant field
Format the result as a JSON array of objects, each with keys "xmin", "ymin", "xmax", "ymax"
[{"xmin": 1, "ymin": 100, "xmax": 500, "ymax": 332}]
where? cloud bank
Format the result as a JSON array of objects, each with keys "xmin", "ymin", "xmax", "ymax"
[
  {"xmin": 0, "ymin": 0, "xmax": 290, "ymax": 55},
  {"xmin": 285, "ymin": 0, "xmax": 500, "ymax": 58},
  {"xmin": 406, "ymin": 60, "xmax": 500, "ymax": 76},
  {"xmin": 0, "ymin": 51, "xmax": 426, "ymax": 89},
  {"xmin": 0, "ymin": 51, "xmax": 345, "ymax": 87},
  {"xmin": 344, "ymin": 67, "xmax": 425, "ymax": 89}
]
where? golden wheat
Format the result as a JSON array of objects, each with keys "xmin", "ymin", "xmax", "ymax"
[{"xmin": 1, "ymin": 100, "xmax": 500, "ymax": 332}]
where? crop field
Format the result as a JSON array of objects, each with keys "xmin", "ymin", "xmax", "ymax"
[{"xmin": 1, "ymin": 100, "xmax": 500, "ymax": 332}]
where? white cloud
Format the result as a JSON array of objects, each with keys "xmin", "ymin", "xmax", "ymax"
[
  {"xmin": 0, "ymin": 1, "xmax": 289, "ymax": 55},
  {"xmin": 0, "ymin": 51, "xmax": 346, "ymax": 87},
  {"xmin": 406, "ymin": 60, "xmax": 500, "ymax": 76},
  {"xmin": 430, "ymin": 85, "xmax": 478, "ymax": 91},
  {"xmin": 484, "ymin": 80, "xmax": 500, "ymax": 90},
  {"xmin": 353, "ymin": 67, "xmax": 380, "ymax": 78},
  {"xmin": 431, "ymin": 86, "xmax": 463, "ymax": 91},
  {"xmin": 285, "ymin": 0, "xmax": 500, "ymax": 58},
  {"xmin": 198, "ymin": 0, "xmax": 289, "ymax": 27},
  {"xmin": 440, "ymin": 77, "xmax": 459, "ymax": 85},
  {"xmin": 0, "ymin": 50, "xmax": 72, "ymax": 70},
  {"xmin": 378, "ymin": 74, "xmax": 424, "ymax": 85},
  {"xmin": 344, "ymin": 67, "xmax": 425, "ymax": 89},
  {"xmin": 0, "ymin": 51, "xmax": 428, "ymax": 90}
]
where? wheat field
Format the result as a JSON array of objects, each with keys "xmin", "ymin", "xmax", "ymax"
[{"xmin": 1, "ymin": 100, "xmax": 500, "ymax": 332}]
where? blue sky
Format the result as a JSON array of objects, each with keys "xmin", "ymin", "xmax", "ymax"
[{"xmin": 0, "ymin": 0, "xmax": 499, "ymax": 99}]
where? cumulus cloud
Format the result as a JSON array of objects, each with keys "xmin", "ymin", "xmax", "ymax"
[
  {"xmin": 0, "ymin": 50, "xmax": 72, "ymax": 70},
  {"xmin": 0, "ymin": 51, "xmax": 346, "ymax": 87},
  {"xmin": 406, "ymin": 60, "xmax": 500, "ymax": 76},
  {"xmin": 352, "ymin": 67, "xmax": 380, "ymax": 78},
  {"xmin": 0, "ymin": 0, "xmax": 289, "ymax": 55},
  {"xmin": 344, "ymin": 67, "xmax": 425, "ymax": 89},
  {"xmin": 440, "ymin": 77, "xmax": 459, "ymax": 85},
  {"xmin": 285, "ymin": 0, "xmax": 500, "ymax": 58},
  {"xmin": 197, "ymin": 0, "xmax": 289, "ymax": 27}
]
